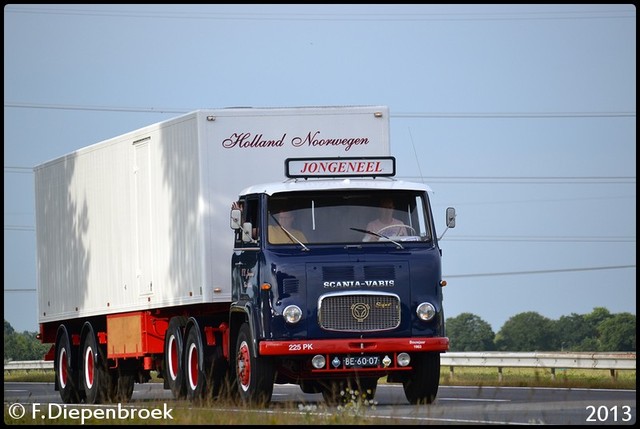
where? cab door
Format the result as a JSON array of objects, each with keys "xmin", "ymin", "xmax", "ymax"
[{"xmin": 231, "ymin": 196, "xmax": 261, "ymax": 302}]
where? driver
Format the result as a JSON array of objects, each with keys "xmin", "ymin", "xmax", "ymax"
[{"xmin": 364, "ymin": 198, "xmax": 408, "ymax": 240}]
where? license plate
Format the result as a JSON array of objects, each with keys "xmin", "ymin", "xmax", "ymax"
[{"xmin": 343, "ymin": 355, "xmax": 380, "ymax": 368}]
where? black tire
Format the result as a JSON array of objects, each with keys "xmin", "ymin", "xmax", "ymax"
[
  {"xmin": 321, "ymin": 380, "xmax": 348, "ymax": 405},
  {"xmin": 355, "ymin": 377, "xmax": 378, "ymax": 401},
  {"xmin": 403, "ymin": 352, "xmax": 440, "ymax": 404},
  {"xmin": 55, "ymin": 329, "xmax": 82, "ymax": 404},
  {"xmin": 183, "ymin": 325, "xmax": 208, "ymax": 401},
  {"xmin": 164, "ymin": 316, "xmax": 187, "ymax": 399},
  {"xmin": 299, "ymin": 380, "xmax": 323, "ymax": 394},
  {"xmin": 235, "ymin": 322, "xmax": 275, "ymax": 405},
  {"xmin": 207, "ymin": 344, "xmax": 228, "ymax": 400},
  {"xmin": 80, "ymin": 327, "xmax": 110, "ymax": 404},
  {"xmin": 108, "ymin": 373, "xmax": 135, "ymax": 403}
]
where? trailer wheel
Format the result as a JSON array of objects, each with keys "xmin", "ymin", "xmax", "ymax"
[
  {"xmin": 402, "ymin": 352, "xmax": 440, "ymax": 404},
  {"xmin": 108, "ymin": 373, "xmax": 135, "ymax": 403},
  {"xmin": 164, "ymin": 316, "xmax": 187, "ymax": 399},
  {"xmin": 55, "ymin": 329, "xmax": 82, "ymax": 403},
  {"xmin": 235, "ymin": 323, "xmax": 275, "ymax": 405},
  {"xmin": 80, "ymin": 328, "xmax": 109, "ymax": 404},
  {"xmin": 184, "ymin": 325, "xmax": 208, "ymax": 401}
]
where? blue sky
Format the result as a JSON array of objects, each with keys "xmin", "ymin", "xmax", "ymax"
[{"xmin": 4, "ymin": 4, "xmax": 636, "ymax": 333}]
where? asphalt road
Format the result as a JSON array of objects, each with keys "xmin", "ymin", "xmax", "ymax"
[{"xmin": 4, "ymin": 382, "xmax": 636, "ymax": 425}]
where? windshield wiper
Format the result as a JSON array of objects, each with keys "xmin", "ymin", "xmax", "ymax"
[
  {"xmin": 270, "ymin": 214, "xmax": 310, "ymax": 251},
  {"xmin": 350, "ymin": 227, "xmax": 404, "ymax": 249}
]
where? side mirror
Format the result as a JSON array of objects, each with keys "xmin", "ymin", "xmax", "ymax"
[
  {"xmin": 230, "ymin": 209, "xmax": 242, "ymax": 229},
  {"xmin": 242, "ymin": 222, "xmax": 255, "ymax": 243},
  {"xmin": 446, "ymin": 207, "xmax": 456, "ymax": 228}
]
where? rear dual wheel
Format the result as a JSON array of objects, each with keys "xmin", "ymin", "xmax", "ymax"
[
  {"xmin": 80, "ymin": 327, "xmax": 110, "ymax": 404},
  {"xmin": 164, "ymin": 316, "xmax": 188, "ymax": 399},
  {"xmin": 80, "ymin": 324, "xmax": 135, "ymax": 404},
  {"xmin": 55, "ymin": 328, "xmax": 83, "ymax": 404}
]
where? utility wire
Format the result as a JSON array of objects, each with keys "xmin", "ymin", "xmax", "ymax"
[
  {"xmin": 445, "ymin": 264, "xmax": 635, "ymax": 279},
  {"xmin": 8, "ymin": 167, "xmax": 635, "ymax": 184},
  {"xmin": 4, "ymin": 264, "xmax": 635, "ymax": 293},
  {"xmin": 4, "ymin": 6, "xmax": 635, "ymax": 22},
  {"xmin": 4, "ymin": 101, "xmax": 636, "ymax": 118}
]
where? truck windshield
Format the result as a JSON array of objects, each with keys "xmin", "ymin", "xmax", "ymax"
[{"xmin": 267, "ymin": 190, "xmax": 433, "ymax": 245}]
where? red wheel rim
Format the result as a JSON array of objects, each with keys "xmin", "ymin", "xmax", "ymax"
[
  {"xmin": 59, "ymin": 348, "xmax": 68, "ymax": 388},
  {"xmin": 84, "ymin": 346, "xmax": 94, "ymax": 388},
  {"xmin": 237, "ymin": 340, "xmax": 251, "ymax": 388}
]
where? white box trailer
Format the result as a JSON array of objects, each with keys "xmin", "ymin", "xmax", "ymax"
[{"xmin": 34, "ymin": 106, "xmax": 390, "ymax": 325}]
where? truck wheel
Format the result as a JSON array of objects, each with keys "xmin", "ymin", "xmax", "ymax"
[
  {"xmin": 164, "ymin": 316, "xmax": 187, "ymax": 399},
  {"xmin": 80, "ymin": 329, "xmax": 109, "ymax": 404},
  {"xmin": 55, "ymin": 329, "xmax": 82, "ymax": 403},
  {"xmin": 403, "ymin": 352, "xmax": 440, "ymax": 404},
  {"xmin": 184, "ymin": 325, "xmax": 207, "ymax": 401},
  {"xmin": 235, "ymin": 322, "xmax": 275, "ymax": 405}
]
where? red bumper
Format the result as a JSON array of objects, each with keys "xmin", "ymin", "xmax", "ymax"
[{"xmin": 259, "ymin": 337, "xmax": 449, "ymax": 356}]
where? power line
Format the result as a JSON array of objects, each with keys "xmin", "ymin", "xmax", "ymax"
[
  {"xmin": 6, "ymin": 166, "xmax": 635, "ymax": 184},
  {"xmin": 4, "ymin": 6, "xmax": 635, "ymax": 22},
  {"xmin": 3, "ymin": 102, "xmax": 636, "ymax": 119},
  {"xmin": 4, "ymin": 264, "xmax": 635, "ymax": 293},
  {"xmin": 445, "ymin": 264, "xmax": 635, "ymax": 279},
  {"xmin": 3, "ymin": 102, "xmax": 189, "ymax": 114},
  {"xmin": 393, "ymin": 112, "xmax": 636, "ymax": 118},
  {"xmin": 444, "ymin": 235, "xmax": 636, "ymax": 243},
  {"xmin": 4, "ymin": 225, "xmax": 35, "ymax": 231},
  {"xmin": 3, "ymin": 225, "xmax": 636, "ymax": 244},
  {"xmin": 398, "ymin": 176, "xmax": 636, "ymax": 184},
  {"xmin": 4, "ymin": 167, "xmax": 33, "ymax": 174}
]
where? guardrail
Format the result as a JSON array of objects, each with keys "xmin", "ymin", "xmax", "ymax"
[
  {"xmin": 4, "ymin": 360, "xmax": 53, "ymax": 371},
  {"xmin": 5, "ymin": 352, "xmax": 636, "ymax": 379},
  {"xmin": 441, "ymin": 352, "xmax": 636, "ymax": 381}
]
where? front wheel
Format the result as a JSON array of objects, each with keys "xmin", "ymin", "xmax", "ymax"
[
  {"xmin": 403, "ymin": 352, "xmax": 440, "ymax": 404},
  {"xmin": 235, "ymin": 322, "xmax": 275, "ymax": 406}
]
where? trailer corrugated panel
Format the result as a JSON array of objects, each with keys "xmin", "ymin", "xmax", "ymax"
[
  {"xmin": 35, "ymin": 130, "xmax": 139, "ymax": 322},
  {"xmin": 34, "ymin": 112, "xmax": 208, "ymax": 323}
]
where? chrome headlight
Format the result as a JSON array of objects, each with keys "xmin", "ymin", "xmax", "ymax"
[
  {"xmin": 283, "ymin": 305, "xmax": 302, "ymax": 324},
  {"xmin": 416, "ymin": 302, "xmax": 436, "ymax": 321}
]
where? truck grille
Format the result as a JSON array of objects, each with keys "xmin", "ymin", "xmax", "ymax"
[{"xmin": 318, "ymin": 292, "xmax": 401, "ymax": 332}]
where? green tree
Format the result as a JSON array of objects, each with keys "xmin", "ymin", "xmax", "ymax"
[
  {"xmin": 4, "ymin": 319, "xmax": 18, "ymax": 361},
  {"xmin": 3, "ymin": 319, "xmax": 50, "ymax": 361},
  {"xmin": 552, "ymin": 313, "xmax": 596, "ymax": 351},
  {"xmin": 584, "ymin": 307, "xmax": 613, "ymax": 328},
  {"xmin": 446, "ymin": 313, "xmax": 495, "ymax": 351},
  {"xmin": 579, "ymin": 307, "xmax": 614, "ymax": 351},
  {"xmin": 495, "ymin": 311, "xmax": 555, "ymax": 351},
  {"xmin": 597, "ymin": 312, "xmax": 636, "ymax": 351}
]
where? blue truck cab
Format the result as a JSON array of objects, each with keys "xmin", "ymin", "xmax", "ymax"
[{"xmin": 229, "ymin": 157, "xmax": 456, "ymax": 405}]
